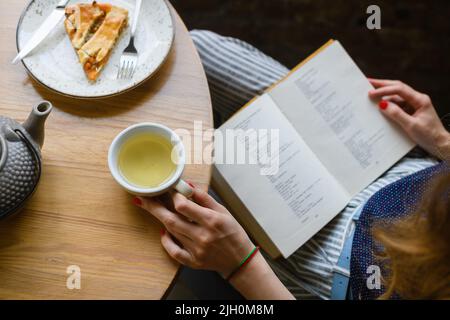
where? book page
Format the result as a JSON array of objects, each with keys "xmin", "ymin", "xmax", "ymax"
[
  {"xmin": 269, "ymin": 41, "xmax": 415, "ymax": 196},
  {"xmin": 215, "ymin": 94, "xmax": 349, "ymax": 258}
]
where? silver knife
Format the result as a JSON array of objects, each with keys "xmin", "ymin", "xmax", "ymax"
[{"xmin": 12, "ymin": 0, "xmax": 70, "ymax": 64}]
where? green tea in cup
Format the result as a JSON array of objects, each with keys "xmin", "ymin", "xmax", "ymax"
[
  {"xmin": 108, "ymin": 123, "xmax": 193, "ymax": 198},
  {"xmin": 118, "ymin": 133, "xmax": 177, "ymax": 188}
]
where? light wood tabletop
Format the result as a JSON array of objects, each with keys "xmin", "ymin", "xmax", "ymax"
[{"xmin": 0, "ymin": 0, "xmax": 213, "ymax": 299}]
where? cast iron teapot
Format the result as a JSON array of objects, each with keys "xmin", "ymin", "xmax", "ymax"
[{"xmin": 0, "ymin": 101, "xmax": 52, "ymax": 219}]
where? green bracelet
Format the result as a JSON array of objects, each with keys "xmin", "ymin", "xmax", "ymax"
[{"xmin": 226, "ymin": 246, "xmax": 260, "ymax": 281}]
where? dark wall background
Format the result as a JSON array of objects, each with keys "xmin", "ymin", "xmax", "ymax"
[{"xmin": 171, "ymin": 0, "xmax": 449, "ymax": 120}]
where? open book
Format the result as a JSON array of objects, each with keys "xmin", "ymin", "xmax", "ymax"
[{"xmin": 212, "ymin": 40, "xmax": 415, "ymax": 259}]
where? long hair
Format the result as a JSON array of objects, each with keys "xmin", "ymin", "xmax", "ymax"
[{"xmin": 373, "ymin": 171, "xmax": 450, "ymax": 299}]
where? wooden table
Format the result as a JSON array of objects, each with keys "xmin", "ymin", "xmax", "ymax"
[{"xmin": 0, "ymin": 0, "xmax": 213, "ymax": 299}]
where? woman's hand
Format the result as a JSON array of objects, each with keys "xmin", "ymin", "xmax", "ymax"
[
  {"xmin": 135, "ymin": 187, "xmax": 253, "ymax": 276},
  {"xmin": 369, "ymin": 79, "xmax": 450, "ymax": 160},
  {"xmin": 134, "ymin": 186, "xmax": 294, "ymax": 300}
]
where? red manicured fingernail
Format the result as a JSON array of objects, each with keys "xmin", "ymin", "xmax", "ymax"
[
  {"xmin": 160, "ymin": 229, "xmax": 166, "ymax": 236},
  {"xmin": 132, "ymin": 197, "xmax": 142, "ymax": 206},
  {"xmin": 187, "ymin": 181, "xmax": 195, "ymax": 189},
  {"xmin": 379, "ymin": 100, "xmax": 389, "ymax": 110}
]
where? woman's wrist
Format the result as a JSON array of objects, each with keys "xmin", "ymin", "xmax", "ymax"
[
  {"xmin": 435, "ymin": 130, "xmax": 450, "ymax": 161},
  {"xmin": 228, "ymin": 252, "xmax": 295, "ymax": 300},
  {"xmin": 228, "ymin": 252, "xmax": 269, "ymax": 287},
  {"xmin": 225, "ymin": 246, "xmax": 260, "ymax": 281}
]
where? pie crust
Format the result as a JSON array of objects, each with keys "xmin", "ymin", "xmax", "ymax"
[{"xmin": 64, "ymin": 2, "xmax": 128, "ymax": 81}]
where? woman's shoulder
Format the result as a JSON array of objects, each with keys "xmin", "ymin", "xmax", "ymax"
[{"xmin": 365, "ymin": 156, "xmax": 443, "ymax": 214}]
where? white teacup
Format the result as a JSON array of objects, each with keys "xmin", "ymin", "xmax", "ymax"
[{"xmin": 108, "ymin": 123, "xmax": 193, "ymax": 197}]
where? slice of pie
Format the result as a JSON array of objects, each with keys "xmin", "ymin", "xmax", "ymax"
[{"xmin": 64, "ymin": 2, "xmax": 128, "ymax": 81}]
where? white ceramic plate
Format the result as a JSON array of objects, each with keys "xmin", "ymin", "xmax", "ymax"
[{"xmin": 16, "ymin": 0, "xmax": 174, "ymax": 99}]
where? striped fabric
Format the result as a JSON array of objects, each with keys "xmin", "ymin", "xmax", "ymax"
[
  {"xmin": 190, "ymin": 30, "xmax": 289, "ymax": 127},
  {"xmin": 190, "ymin": 30, "xmax": 439, "ymax": 300}
]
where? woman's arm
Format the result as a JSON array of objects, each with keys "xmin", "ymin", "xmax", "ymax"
[
  {"xmin": 228, "ymin": 251, "xmax": 295, "ymax": 300},
  {"xmin": 435, "ymin": 131, "xmax": 450, "ymax": 161},
  {"xmin": 368, "ymin": 79, "xmax": 450, "ymax": 161},
  {"xmin": 135, "ymin": 187, "xmax": 294, "ymax": 300}
]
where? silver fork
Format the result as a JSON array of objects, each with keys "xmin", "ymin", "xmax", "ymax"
[{"xmin": 117, "ymin": 0, "xmax": 142, "ymax": 79}]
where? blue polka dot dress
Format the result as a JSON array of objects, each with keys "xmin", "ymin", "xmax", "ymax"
[{"xmin": 349, "ymin": 162, "xmax": 449, "ymax": 300}]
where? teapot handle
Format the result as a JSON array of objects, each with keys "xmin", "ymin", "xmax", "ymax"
[{"xmin": 0, "ymin": 134, "xmax": 7, "ymax": 171}]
